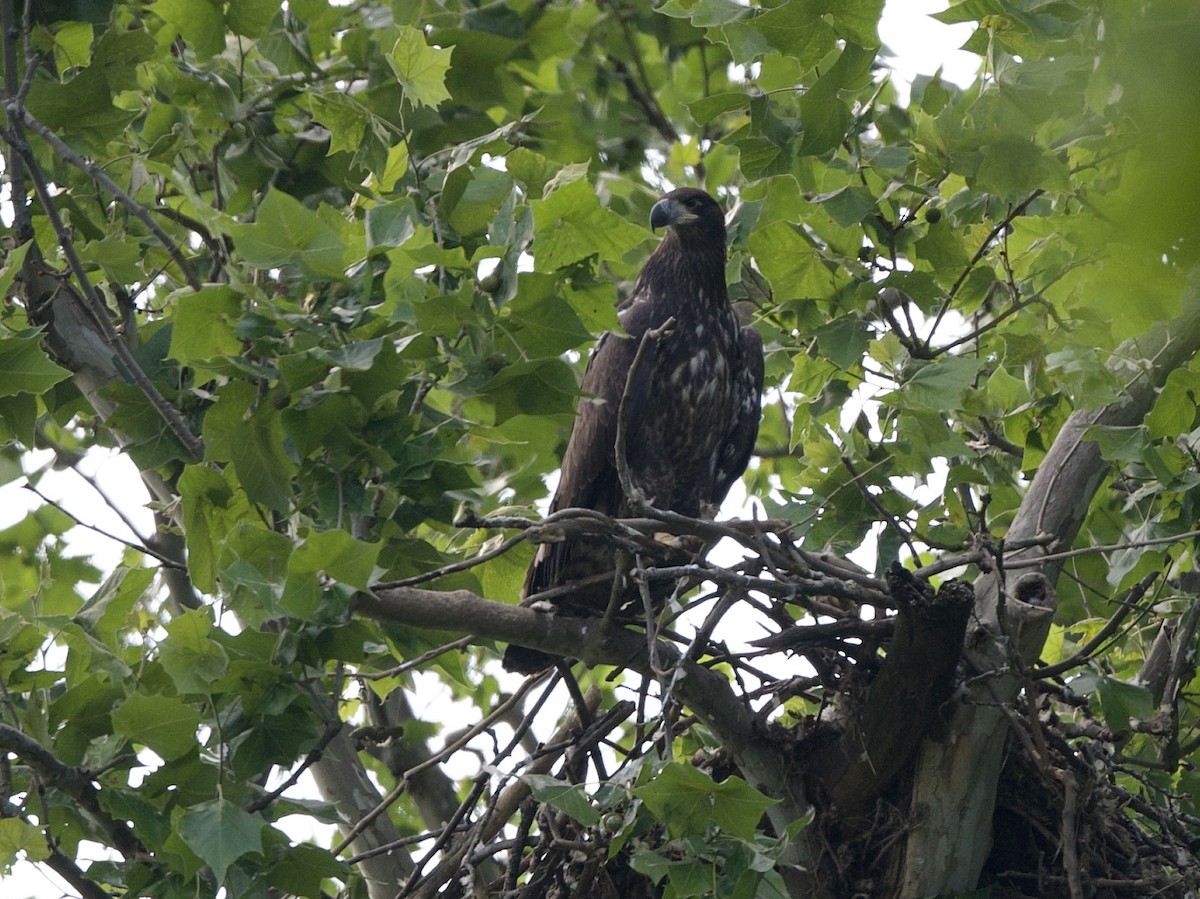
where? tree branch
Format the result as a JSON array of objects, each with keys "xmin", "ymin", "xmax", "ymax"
[
  {"xmin": 804, "ymin": 566, "xmax": 972, "ymax": 822},
  {"xmin": 0, "ymin": 724, "xmax": 144, "ymax": 861},
  {"xmin": 356, "ymin": 585, "xmax": 815, "ymax": 872},
  {"xmin": 14, "ymin": 106, "xmax": 203, "ymax": 291},
  {"xmin": 903, "ymin": 268, "xmax": 1200, "ymax": 896}
]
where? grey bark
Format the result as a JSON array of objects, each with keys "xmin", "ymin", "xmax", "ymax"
[{"xmin": 900, "ymin": 270, "xmax": 1200, "ymax": 896}]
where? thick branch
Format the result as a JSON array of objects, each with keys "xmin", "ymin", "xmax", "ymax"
[
  {"xmin": 356, "ymin": 586, "xmax": 814, "ymax": 872},
  {"xmin": 310, "ymin": 724, "xmax": 413, "ymax": 899},
  {"xmin": 805, "ymin": 567, "xmax": 972, "ymax": 820},
  {"xmin": 904, "ymin": 269, "xmax": 1200, "ymax": 896},
  {"xmin": 0, "ymin": 724, "xmax": 144, "ymax": 861}
]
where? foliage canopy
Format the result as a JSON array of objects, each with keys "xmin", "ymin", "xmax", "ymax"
[{"xmin": 3, "ymin": 1, "xmax": 1200, "ymax": 897}]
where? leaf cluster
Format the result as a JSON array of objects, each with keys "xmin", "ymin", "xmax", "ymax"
[{"xmin": 2, "ymin": 1, "xmax": 1200, "ymax": 897}]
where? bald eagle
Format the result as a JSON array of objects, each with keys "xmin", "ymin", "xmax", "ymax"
[{"xmin": 502, "ymin": 188, "xmax": 764, "ymax": 674}]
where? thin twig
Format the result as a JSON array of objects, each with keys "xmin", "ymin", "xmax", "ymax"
[
  {"xmin": 22, "ymin": 484, "xmax": 186, "ymax": 570},
  {"xmin": 1062, "ymin": 768, "xmax": 1084, "ymax": 899},
  {"xmin": 16, "ymin": 107, "xmax": 203, "ymax": 290},
  {"xmin": 1035, "ymin": 572, "xmax": 1157, "ymax": 678},
  {"xmin": 4, "ymin": 132, "xmax": 204, "ymax": 459},
  {"xmin": 926, "ymin": 189, "xmax": 1045, "ymax": 344}
]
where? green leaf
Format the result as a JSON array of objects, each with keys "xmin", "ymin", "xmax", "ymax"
[
  {"xmin": 168, "ymin": 286, "xmax": 245, "ymax": 368},
  {"xmin": 812, "ymin": 316, "xmax": 869, "ymax": 371},
  {"xmin": 202, "ymin": 381, "xmax": 296, "ymax": 511},
  {"xmin": 268, "ymin": 842, "xmax": 348, "ymax": 898},
  {"xmin": 1086, "ymin": 426, "xmax": 1151, "ymax": 465},
  {"xmin": 178, "ymin": 798, "xmax": 263, "ymax": 882},
  {"xmin": 24, "ymin": 58, "xmax": 137, "ymax": 142},
  {"xmin": 179, "ymin": 464, "xmax": 236, "ymax": 594},
  {"xmin": 0, "ymin": 242, "xmax": 31, "ymax": 301},
  {"xmin": 0, "ymin": 818, "xmax": 51, "ymax": 870},
  {"xmin": 523, "ymin": 774, "xmax": 601, "ymax": 825},
  {"xmin": 975, "ymin": 136, "xmax": 1069, "ymax": 197},
  {"xmin": 812, "ymin": 186, "xmax": 876, "ymax": 228},
  {"xmin": 387, "ymin": 25, "xmax": 453, "ymax": 109},
  {"xmin": 722, "ymin": 4, "xmax": 836, "ymax": 68},
  {"xmin": 507, "ymin": 276, "xmax": 593, "ymax": 357},
  {"xmin": 306, "ymin": 92, "xmax": 368, "ymax": 157},
  {"xmin": 151, "ymin": 0, "xmax": 225, "ymax": 59},
  {"xmin": 1096, "ymin": 676, "xmax": 1153, "ymax": 733},
  {"xmin": 226, "ymin": 0, "xmax": 277, "ymax": 38},
  {"xmin": 0, "ymin": 335, "xmax": 71, "ymax": 396},
  {"xmin": 47, "ymin": 22, "xmax": 94, "ymax": 73},
  {"xmin": 228, "ymin": 188, "xmax": 348, "ymax": 279},
  {"xmin": 634, "ymin": 762, "xmax": 775, "ymax": 840},
  {"xmin": 290, "ymin": 529, "xmax": 382, "ymax": 592},
  {"xmin": 747, "ymin": 220, "xmax": 824, "ymax": 300},
  {"xmin": 75, "ymin": 567, "xmax": 157, "ymax": 643},
  {"xmin": 531, "ymin": 178, "xmax": 649, "ymax": 272},
  {"xmin": 893, "ymin": 356, "xmax": 983, "ymax": 411},
  {"xmin": 111, "ymin": 692, "xmax": 202, "ymax": 761},
  {"xmin": 375, "ymin": 141, "xmax": 410, "ymax": 192},
  {"xmin": 158, "ymin": 608, "xmax": 229, "ymax": 694},
  {"xmin": 687, "ymin": 92, "xmax": 749, "ymax": 126},
  {"xmin": 656, "ymin": 0, "xmax": 748, "ymax": 27}
]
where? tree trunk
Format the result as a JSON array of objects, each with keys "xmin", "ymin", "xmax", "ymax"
[{"xmin": 899, "ymin": 270, "xmax": 1200, "ymax": 895}]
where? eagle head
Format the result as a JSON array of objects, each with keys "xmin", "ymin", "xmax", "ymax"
[{"xmin": 649, "ymin": 188, "xmax": 725, "ymax": 235}]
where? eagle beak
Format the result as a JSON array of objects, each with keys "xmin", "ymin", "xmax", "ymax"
[{"xmin": 650, "ymin": 197, "xmax": 697, "ymax": 231}]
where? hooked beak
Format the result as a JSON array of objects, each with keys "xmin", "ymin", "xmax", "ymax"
[{"xmin": 649, "ymin": 197, "xmax": 697, "ymax": 231}]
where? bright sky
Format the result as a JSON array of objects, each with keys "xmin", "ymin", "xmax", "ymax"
[{"xmin": 1, "ymin": 5, "xmax": 978, "ymax": 896}]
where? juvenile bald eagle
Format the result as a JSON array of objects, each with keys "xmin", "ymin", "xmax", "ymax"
[{"xmin": 502, "ymin": 188, "xmax": 764, "ymax": 674}]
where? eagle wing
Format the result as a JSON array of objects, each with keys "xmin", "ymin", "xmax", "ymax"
[
  {"xmin": 523, "ymin": 329, "xmax": 639, "ymax": 598},
  {"xmin": 712, "ymin": 325, "xmax": 765, "ymax": 504}
]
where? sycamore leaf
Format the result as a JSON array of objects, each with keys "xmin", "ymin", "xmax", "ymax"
[
  {"xmin": 0, "ymin": 242, "xmax": 31, "ymax": 300},
  {"xmin": 151, "ymin": 0, "xmax": 224, "ymax": 58},
  {"xmin": 387, "ymin": 25, "xmax": 453, "ymax": 109},
  {"xmin": 178, "ymin": 799, "xmax": 263, "ymax": 882},
  {"xmin": 306, "ymin": 92, "xmax": 368, "ymax": 157},
  {"xmin": 523, "ymin": 775, "xmax": 601, "ymax": 825},
  {"xmin": 531, "ymin": 178, "xmax": 649, "ymax": 272},
  {"xmin": 290, "ymin": 529, "xmax": 382, "ymax": 592},
  {"xmin": 202, "ymin": 381, "xmax": 297, "ymax": 511},
  {"xmin": 111, "ymin": 692, "xmax": 202, "ymax": 760},
  {"xmin": 0, "ymin": 335, "xmax": 71, "ymax": 396},
  {"xmin": 228, "ymin": 189, "xmax": 348, "ymax": 279},
  {"xmin": 157, "ymin": 608, "xmax": 230, "ymax": 695},
  {"xmin": 892, "ymin": 356, "xmax": 983, "ymax": 411},
  {"xmin": 634, "ymin": 762, "xmax": 776, "ymax": 840},
  {"xmin": 168, "ymin": 286, "xmax": 244, "ymax": 367},
  {"xmin": 0, "ymin": 818, "xmax": 51, "ymax": 868},
  {"xmin": 178, "ymin": 464, "xmax": 236, "ymax": 594},
  {"xmin": 268, "ymin": 843, "xmax": 348, "ymax": 898}
]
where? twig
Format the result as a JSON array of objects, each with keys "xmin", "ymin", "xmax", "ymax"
[
  {"xmin": 15, "ymin": 107, "xmax": 202, "ymax": 290},
  {"xmin": 4, "ymin": 134, "xmax": 204, "ymax": 459},
  {"xmin": 926, "ymin": 189, "xmax": 1044, "ymax": 344},
  {"xmin": 598, "ymin": 0, "xmax": 680, "ymax": 146},
  {"xmin": 1061, "ymin": 768, "xmax": 1084, "ymax": 899},
  {"xmin": 22, "ymin": 484, "xmax": 187, "ymax": 570},
  {"xmin": 1006, "ymin": 528, "xmax": 1200, "ymax": 568},
  {"xmin": 840, "ymin": 454, "xmax": 922, "ymax": 560},
  {"xmin": 355, "ymin": 635, "xmax": 475, "ymax": 679},
  {"xmin": 0, "ymin": 724, "xmax": 144, "ymax": 860},
  {"xmin": 245, "ymin": 716, "xmax": 344, "ymax": 814},
  {"xmin": 332, "ymin": 674, "xmax": 548, "ymax": 856},
  {"xmin": 1034, "ymin": 572, "xmax": 1157, "ymax": 678}
]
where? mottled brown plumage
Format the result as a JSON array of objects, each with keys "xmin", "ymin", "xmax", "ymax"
[{"xmin": 502, "ymin": 188, "xmax": 764, "ymax": 674}]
